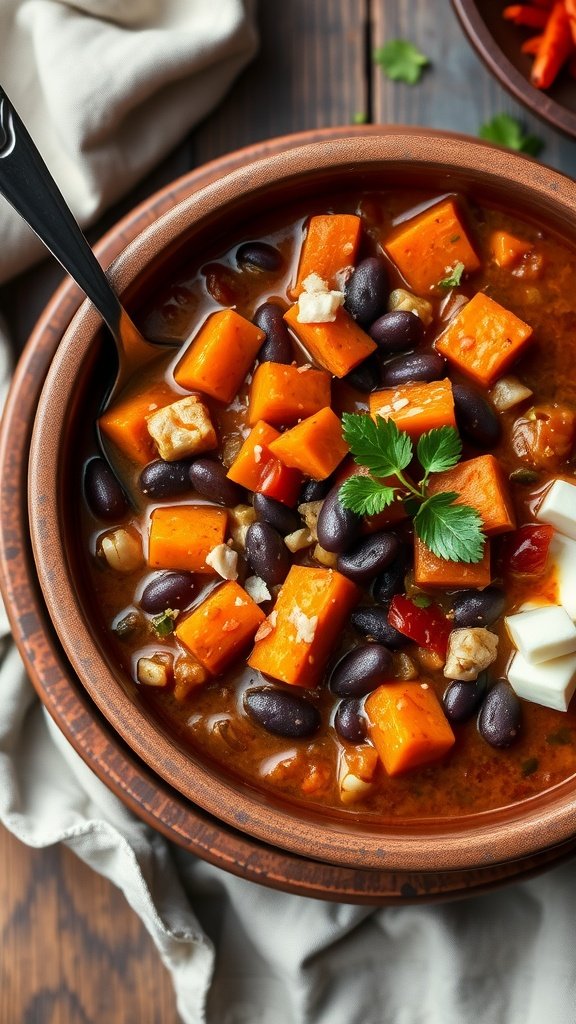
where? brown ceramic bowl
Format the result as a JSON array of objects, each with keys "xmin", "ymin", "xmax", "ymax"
[
  {"xmin": 27, "ymin": 129, "xmax": 576, "ymax": 874},
  {"xmin": 452, "ymin": 0, "xmax": 576, "ymax": 137}
]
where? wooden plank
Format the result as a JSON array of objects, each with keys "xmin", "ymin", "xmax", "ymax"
[
  {"xmin": 0, "ymin": 825, "xmax": 178, "ymax": 1024},
  {"xmin": 371, "ymin": 0, "xmax": 576, "ymax": 174},
  {"xmin": 191, "ymin": 0, "xmax": 368, "ymax": 162}
]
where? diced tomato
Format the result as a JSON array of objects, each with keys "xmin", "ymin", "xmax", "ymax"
[
  {"xmin": 388, "ymin": 595, "xmax": 453, "ymax": 659},
  {"xmin": 256, "ymin": 457, "xmax": 302, "ymax": 507},
  {"xmin": 502, "ymin": 523, "xmax": 554, "ymax": 577}
]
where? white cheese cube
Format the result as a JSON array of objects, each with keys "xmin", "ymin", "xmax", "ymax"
[
  {"xmin": 297, "ymin": 289, "xmax": 344, "ymax": 323},
  {"xmin": 549, "ymin": 532, "xmax": 576, "ymax": 620},
  {"xmin": 146, "ymin": 395, "xmax": 217, "ymax": 461},
  {"xmin": 505, "ymin": 605, "xmax": 576, "ymax": 664},
  {"xmin": 536, "ymin": 479, "xmax": 576, "ymax": 540},
  {"xmin": 508, "ymin": 650, "xmax": 576, "ymax": 712}
]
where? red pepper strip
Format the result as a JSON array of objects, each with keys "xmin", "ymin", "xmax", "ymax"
[
  {"xmin": 388, "ymin": 595, "xmax": 453, "ymax": 660},
  {"xmin": 502, "ymin": 523, "xmax": 554, "ymax": 576},
  {"xmin": 256, "ymin": 457, "xmax": 302, "ymax": 507},
  {"xmin": 521, "ymin": 33, "xmax": 544, "ymax": 53},
  {"xmin": 531, "ymin": 2, "xmax": 574, "ymax": 88},
  {"xmin": 503, "ymin": 5, "xmax": 552, "ymax": 27}
]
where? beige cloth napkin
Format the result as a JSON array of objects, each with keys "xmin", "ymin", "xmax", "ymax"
[{"xmin": 2, "ymin": 4, "xmax": 576, "ymax": 1023}]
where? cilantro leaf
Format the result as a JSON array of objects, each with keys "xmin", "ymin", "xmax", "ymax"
[
  {"xmin": 152, "ymin": 608, "xmax": 178, "ymax": 637},
  {"xmin": 417, "ymin": 427, "xmax": 462, "ymax": 477},
  {"xmin": 342, "ymin": 412, "xmax": 413, "ymax": 479},
  {"xmin": 414, "ymin": 492, "xmax": 485, "ymax": 563},
  {"xmin": 338, "ymin": 476, "xmax": 397, "ymax": 516},
  {"xmin": 373, "ymin": 40, "xmax": 429, "ymax": 85},
  {"xmin": 439, "ymin": 261, "xmax": 465, "ymax": 289},
  {"xmin": 479, "ymin": 113, "xmax": 543, "ymax": 156}
]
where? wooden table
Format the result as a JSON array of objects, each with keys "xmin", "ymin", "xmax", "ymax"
[{"xmin": 1, "ymin": 2, "xmax": 575, "ymax": 1020}]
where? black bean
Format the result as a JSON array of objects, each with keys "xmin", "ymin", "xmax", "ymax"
[
  {"xmin": 380, "ymin": 351, "xmax": 446, "ymax": 387},
  {"xmin": 139, "ymin": 459, "xmax": 192, "ymax": 499},
  {"xmin": 344, "ymin": 353, "xmax": 381, "ymax": 393},
  {"xmin": 139, "ymin": 572, "xmax": 197, "ymax": 614},
  {"xmin": 253, "ymin": 493, "xmax": 301, "ymax": 535},
  {"xmin": 253, "ymin": 301, "xmax": 293, "ymax": 364},
  {"xmin": 337, "ymin": 531, "xmax": 400, "ymax": 584},
  {"xmin": 299, "ymin": 477, "xmax": 331, "ymax": 503},
  {"xmin": 236, "ymin": 241, "xmax": 283, "ymax": 273},
  {"xmin": 246, "ymin": 522, "xmax": 291, "ymax": 587},
  {"xmin": 452, "ymin": 587, "xmax": 506, "ymax": 629},
  {"xmin": 344, "ymin": 257, "xmax": 389, "ymax": 327},
  {"xmin": 330, "ymin": 643, "xmax": 393, "ymax": 697},
  {"xmin": 443, "ymin": 671, "xmax": 489, "ymax": 724},
  {"xmin": 244, "ymin": 687, "xmax": 320, "ymax": 738},
  {"xmin": 350, "ymin": 606, "xmax": 408, "ymax": 648},
  {"xmin": 477, "ymin": 680, "xmax": 522, "ymax": 749},
  {"xmin": 84, "ymin": 457, "xmax": 128, "ymax": 520},
  {"xmin": 334, "ymin": 698, "xmax": 367, "ymax": 743},
  {"xmin": 369, "ymin": 309, "xmax": 424, "ymax": 354},
  {"xmin": 372, "ymin": 549, "xmax": 408, "ymax": 603},
  {"xmin": 188, "ymin": 458, "xmax": 244, "ymax": 507},
  {"xmin": 452, "ymin": 383, "xmax": 501, "ymax": 449},
  {"xmin": 316, "ymin": 482, "xmax": 362, "ymax": 553}
]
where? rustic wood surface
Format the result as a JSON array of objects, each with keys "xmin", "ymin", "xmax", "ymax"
[{"xmin": 2, "ymin": 1, "xmax": 576, "ymax": 1021}]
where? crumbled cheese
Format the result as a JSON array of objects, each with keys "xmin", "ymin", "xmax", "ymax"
[
  {"xmin": 297, "ymin": 363, "xmax": 312, "ymax": 373},
  {"xmin": 444, "ymin": 628, "xmax": 498, "ymax": 681},
  {"xmin": 244, "ymin": 575, "xmax": 272, "ymax": 604},
  {"xmin": 253, "ymin": 444, "xmax": 263, "ymax": 464},
  {"xmin": 284, "ymin": 527, "xmax": 314, "ymax": 553},
  {"xmin": 297, "ymin": 271, "xmax": 345, "ymax": 323},
  {"xmin": 268, "ymin": 611, "xmax": 278, "ymax": 628},
  {"xmin": 205, "ymin": 543, "xmax": 239, "ymax": 580},
  {"xmin": 146, "ymin": 395, "xmax": 217, "ymax": 461},
  {"xmin": 287, "ymin": 604, "xmax": 318, "ymax": 644}
]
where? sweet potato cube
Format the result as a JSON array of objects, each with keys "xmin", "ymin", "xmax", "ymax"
[
  {"xmin": 293, "ymin": 213, "xmax": 362, "ymax": 295},
  {"xmin": 414, "ymin": 537, "xmax": 492, "ymax": 589},
  {"xmin": 429, "ymin": 454, "xmax": 516, "ymax": 536},
  {"xmin": 148, "ymin": 505, "xmax": 227, "ymax": 572},
  {"xmin": 98, "ymin": 382, "xmax": 177, "ymax": 466},
  {"xmin": 226, "ymin": 420, "xmax": 280, "ymax": 488},
  {"xmin": 268, "ymin": 407, "xmax": 348, "ymax": 480},
  {"xmin": 176, "ymin": 581, "xmax": 266, "ymax": 675},
  {"xmin": 365, "ymin": 681, "xmax": 455, "ymax": 776},
  {"xmin": 368, "ymin": 379, "xmax": 456, "ymax": 439},
  {"xmin": 248, "ymin": 566, "xmax": 358, "ymax": 687},
  {"xmin": 247, "ymin": 361, "xmax": 331, "ymax": 426},
  {"xmin": 489, "ymin": 230, "xmax": 533, "ymax": 269},
  {"xmin": 284, "ymin": 304, "xmax": 377, "ymax": 378},
  {"xmin": 174, "ymin": 309, "xmax": 265, "ymax": 403},
  {"xmin": 435, "ymin": 292, "xmax": 533, "ymax": 386},
  {"xmin": 383, "ymin": 197, "xmax": 480, "ymax": 295}
]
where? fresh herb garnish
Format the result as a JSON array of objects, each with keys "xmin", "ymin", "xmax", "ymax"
[
  {"xmin": 340, "ymin": 414, "xmax": 485, "ymax": 564},
  {"xmin": 151, "ymin": 608, "xmax": 179, "ymax": 637},
  {"xmin": 439, "ymin": 261, "xmax": 465, "ymax": 289},
  {"xmin": 373, "ymin": 40, "xmax": 429, "ymax": 85},
  {"xmin": 509, "ymin": 468, "xmax": 540, "ymax": 486},
  {"xmin": 479, "ymin": 113, "xmax": 543, "ymax": 156},
  {"xmin": 411, "ymin": 593, "xmax": 432, "ymax": 609}
]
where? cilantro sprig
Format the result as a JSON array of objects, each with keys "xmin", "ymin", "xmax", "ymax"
[
  {"xmin": 339, "ymin": 414, "xmax": 485, "ymax": 564},
  {"xmin": 439, "ymin": 261, "xmax": 465, "ymax": 290},
  {"xmin": 374, "ymin": 40, "xmax": 429, "ymax": 85}
]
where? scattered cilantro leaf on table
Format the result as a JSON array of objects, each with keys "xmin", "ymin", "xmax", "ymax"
[
  {"xmin": 479, "ymin": 113, "xmax": 543, "ymax": 156},
  {"xmin": 353, "ymin": 112, "xmax": 368, "ymax": 125},
  {"xmin": 373, "ymin": 40, "xmax": 429, "ymax": 85},
  {"xmin": 340, "ymin": 413, "xmax": 485, "ymax": 563}
]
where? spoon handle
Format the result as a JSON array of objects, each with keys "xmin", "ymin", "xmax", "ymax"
[{"xmin": 0, "ymin": 85, "xmax": 122, "ymax": 337}]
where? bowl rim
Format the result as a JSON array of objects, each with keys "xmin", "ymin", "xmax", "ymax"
[
  {"xmin": 451, "ymin": 0, "xmax": 576, "ymax": 138},
  {"xmin": 27, "ymin": 128, "xmax": 576, "ymax": 872}
]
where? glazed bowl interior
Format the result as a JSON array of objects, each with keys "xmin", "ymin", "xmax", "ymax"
[{"xmin": 28, "ymin": 130, "xmax": 576, "ymax": 872}]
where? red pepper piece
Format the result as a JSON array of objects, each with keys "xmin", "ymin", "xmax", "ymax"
[
  {"xmin": 256, "ymin": 457, "xmax": 302, "ymax": 507},
  {"xmin": 502, "ymin": 523, "xmax": 554, "ymax": 576},
  {"xmin": 388, "ymin": 595, "xmax": 453, "ymax": 659}
]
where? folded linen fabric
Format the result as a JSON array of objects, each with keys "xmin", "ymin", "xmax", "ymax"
[{"xmin": 0, "ymin": 0, "xmax": 258, "ymax": 282}]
